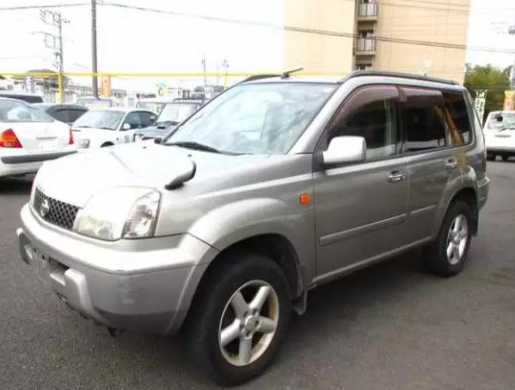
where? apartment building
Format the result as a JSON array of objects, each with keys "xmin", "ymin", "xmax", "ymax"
[{"xmin": 283, "ymin": 0, "xmax": 470, "ymax": 83}]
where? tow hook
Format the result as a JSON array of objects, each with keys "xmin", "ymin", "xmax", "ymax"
[{"xmin": 107, "ymin": 327, "xmax": 124, "ymax": 338}]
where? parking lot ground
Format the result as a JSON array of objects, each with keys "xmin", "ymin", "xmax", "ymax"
[{"xmin": 1, "ymin": 162, "xmax": 515, "ymax": 390}]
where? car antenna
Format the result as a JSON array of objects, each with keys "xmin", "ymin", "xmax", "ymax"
[{"xmin": 281, "ymin": 67, "xmax": 303, "ymax": 79}]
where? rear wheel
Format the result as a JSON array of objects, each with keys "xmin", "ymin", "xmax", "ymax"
[
  {"xmin": 486, "ymin": 154, "xmax": 495, "ymax": 161},
  {"xmin": 502, "ymin": 155, "xmax": 510, "ymax": 161},
  {"xmin": 423, "ymin": 200, "xmax": 473, "ymax": 277},
  {"xmin": 186, "ymin": 253, "xmax": 291, "ymax": 385}
]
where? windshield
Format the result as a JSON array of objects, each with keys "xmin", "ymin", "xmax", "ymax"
[
  {"xmin": 157, "ymin": 103, "xmax": 198, "ymax": 125},
  {"xmin": 136, "ymin": 101, "xmax": 166, "ymax": 114},
  {"xmin": 165, "ymin": 83, "xmax": 336, "ymax": 154},
  {"xmin": 0, "ymin": 99, "xmax": 53, "ymax": 122},
  {"xmin": 77, "ymin": 98, "xmax": 113, "ymax": 109},
  {"xmin": 486, "ymin": 112, "xmax": 515, "ymax": 131},
  {"xmin": 73, "ymin": 110, "xmax": 124, "ymax": 130}
]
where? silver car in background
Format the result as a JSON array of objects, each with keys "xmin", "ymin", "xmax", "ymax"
[{"xmin": 17, "ymin": 71, "xmax": 489, "ymax": 385}]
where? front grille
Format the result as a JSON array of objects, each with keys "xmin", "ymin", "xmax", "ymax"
[{"xmin": 33, "ymin": 188, "xmax": 79, "ymax": 230}]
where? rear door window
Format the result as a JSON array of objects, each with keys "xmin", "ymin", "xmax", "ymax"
[
  {"xmin": 401, "ymin": 88, "xmax": 447, "ymax": 152},
  {"xmin": 443, "ymin": 92, "xmax": 472, "ymax": 146}
]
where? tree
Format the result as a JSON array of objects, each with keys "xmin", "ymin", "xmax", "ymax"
[{"xmin": 464, "ymin": 64, "xmax": 511, "ymax": 117}]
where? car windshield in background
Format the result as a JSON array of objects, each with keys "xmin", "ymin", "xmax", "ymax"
[
  {"xmin": 0, "ymin": 99, "xmax": 53, "ymax": 122},
  {"xmin": 487, "ymin": 112, "xmax": 515, "ymax": 131},
  {"xmin": 73, "ymin": 110, "xmax": 124, "ymax": 130},
  {"xmin": 77, "ymin": 98, "xmax": 113, "ymax": 109},
  {"xmin": 165, "ymin": 83, "xmax": 336, "ymax": 154},
  {"xmin": 156, "ymin": 103, "xmax": 198, "ymax": 126},
  {"xmin": 136, "ymin": 101, "xmax": 166, "ymax": 114}
]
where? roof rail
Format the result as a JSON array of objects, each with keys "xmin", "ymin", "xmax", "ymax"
[
  {"xmin": 238, "ymin": 74, "xmax": 280, "ymax": 84},
  {"xmin": 342, "ymin": 70, "xmax": 459, "ymax": 86}
]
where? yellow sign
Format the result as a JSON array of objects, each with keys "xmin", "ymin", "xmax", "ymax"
[
  {"xmin": 504, "ymin": 90, "xmax": 515, "ymax": 111},
  {"xmin": 100, "ymin": 75, "xmax": 111, "ymax": 97}
]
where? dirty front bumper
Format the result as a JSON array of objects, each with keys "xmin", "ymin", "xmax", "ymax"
[{"xmin": 17, "ymin": 204, "xmax": 217, "ymax": 335}]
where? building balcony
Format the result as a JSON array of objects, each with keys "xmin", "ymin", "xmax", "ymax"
[
  {"xmin": 355, "ymin": 37, "xmax": 376, "ymax": 56},
  {"xmin": 358, "ymin": 2, "xmax": 378, "ymax": 21}
]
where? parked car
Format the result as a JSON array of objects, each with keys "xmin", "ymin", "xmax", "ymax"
[
  {"xmin": 484, "ymin": 110, "xmax": 515, "ymax": 161},
  {"xmin": 0, "ymin": 98, "xmax": 75, "ymax": 178},
  {"xmin": 17, "ymin": 71, "xmax": 489, "ymax": 385},
  {"xmin": 135, "ymin": 96, "xmax": 176, "ymax": 114},
  {"xmin": 0, "ymin": 91, "xmax": 43, "ymax": 104},
  {"xmin": 71, "ymin": 108, "xmax": 156, "ymax": 149},
  {"xmin": 76, "ymin": 96, "xmax": 118, "ymax": 109},
  {"xmin": 33, "ymin": 103, "xmax": 88, "ymax": 125},
  {"xmin": 134, "ymin": 99, "xmax": 204, "ymax": 142}
]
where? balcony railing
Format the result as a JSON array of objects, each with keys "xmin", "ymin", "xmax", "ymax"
[
  {"xmin": 358, "ymin": 2, "xmax": 378, "ymax": 18},
  {"xmin": 356, "ymin": 37, "xmax": 376, "ymax": 54}
]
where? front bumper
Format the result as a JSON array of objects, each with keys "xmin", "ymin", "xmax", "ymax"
[{"xmin": 17, "ymin": 204, "xmax": 218, "ymax": 334}]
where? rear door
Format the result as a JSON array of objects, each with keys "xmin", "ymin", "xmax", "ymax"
[
  {"xmin": 0, "ymin": 99, "xmax": 69, "ymax": 153},
  {"xmin": 400, "ymin": 87, "xmax": 466, "ymax": 243}
]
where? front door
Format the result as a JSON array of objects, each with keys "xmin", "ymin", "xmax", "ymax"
[{"xmin": 314, "ymin": 85, "xmax": 409, "ymax": 277}]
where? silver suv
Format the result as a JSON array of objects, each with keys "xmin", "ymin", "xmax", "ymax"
[{"xmin": 17, "ymin": 71, "xmax": 489, "ymax": 385}]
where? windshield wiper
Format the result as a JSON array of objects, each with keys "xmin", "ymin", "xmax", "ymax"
[{"xmin": 166, "ymin": 141, "xmax": 221, "ymax": 154}]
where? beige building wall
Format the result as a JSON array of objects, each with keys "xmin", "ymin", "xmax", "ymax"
[
  {"xmin": 283, "ymin": 0, "xmax": 356, "ymax": 74},
  {"xmin": 371, "ymin": 0, "xmax": 470, "ymax": 83}
]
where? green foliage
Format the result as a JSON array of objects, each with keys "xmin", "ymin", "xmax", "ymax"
[{"xmin": 464, "ymin": 64, "xmax": 511, "ymax": 117}]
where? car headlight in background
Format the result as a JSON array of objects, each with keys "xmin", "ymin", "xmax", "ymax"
[
  {"xmin": 77, "ymin": 138, "xmax": 90, "ymax": 148},
  {"xmin": 73, "ymin": 187, "xmax": 160, "ymax": 241}
]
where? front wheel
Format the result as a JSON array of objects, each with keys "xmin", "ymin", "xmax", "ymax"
[
  {"xmin": 423, "ymin": 200, "xmax": 473, "ymax": 277},
  {"xmin": 502, "ymin": 155, "xmax": 510, "ymax": 161},
  {"xmin": 186, "ymin": 253, "xmax": 291, "ymax": 385},
  {"xmin": 486, "ymin": 154, "xmax": 495, "ymax": 161}
]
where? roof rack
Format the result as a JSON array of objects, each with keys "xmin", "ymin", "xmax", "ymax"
[
  {"xmin": 343, "ymin": 70, "xmax": 459, "ymax": 86},
  {"xmin": 238, "ymin": 74, "xmax": 281, "ymax": 84}
]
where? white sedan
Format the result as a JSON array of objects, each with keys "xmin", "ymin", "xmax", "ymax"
[
  {"xmin": 0, "ymin": 97, "xmax": 75, "ymax": 178},
  {"xmin": 72, "ymin": 108, "xmax": 156, "ymax": 149},
  {"xmin": 484, "ymin": 111, "xmax": 515, "ymax": 161}
]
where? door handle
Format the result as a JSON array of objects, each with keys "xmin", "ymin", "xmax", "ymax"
[
  {"xmin": 387, "ymin": 170, "xmax": 406, "ymax": 183},
  {"xmin": 445, "ymin": 158, "xmax": 458, "ymax": 170}
]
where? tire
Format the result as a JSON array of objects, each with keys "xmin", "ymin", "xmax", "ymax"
[
  {"xmin": 486, "ymin": 154, "xmax": 495, "ymax": 161},
  {"xmin": 423, "ymin": 200, "xmax": 473, "ymax": 277},
  {"xmin": 502, "ymin": 155, "xmax": 510, "ymax": 161},
  {"xmin": 185, "ymin": 252, "xmax": 291, "ymax": 385}
]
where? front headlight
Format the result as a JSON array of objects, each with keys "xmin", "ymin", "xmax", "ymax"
[{"xmin": 73, "ymin": 188, "xmax": 160, "ymax": 241}]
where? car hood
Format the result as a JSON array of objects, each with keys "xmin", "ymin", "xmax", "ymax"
[{"xmin": 35, "ymin": 141, "xmax": 271, "ymax": 208}]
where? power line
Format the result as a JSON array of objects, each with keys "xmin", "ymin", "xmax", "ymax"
[
  {"xmin": 103, "ymin": 2, "xmax": 515, "ymax": 55},
  {"xmin": 0, "ymin": 3, "xmax": 89, "ymax": 11}
]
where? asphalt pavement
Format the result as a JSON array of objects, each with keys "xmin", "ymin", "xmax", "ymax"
[{"xmin": 1, "ymin": 162, "xmax": 515, "ymax": 390}]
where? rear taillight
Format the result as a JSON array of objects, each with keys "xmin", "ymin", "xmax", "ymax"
[
  {"xmin": 68, "ymin": 129, "xmax": 74, "ymax": 145},
  {"xmin": 0, "ymin": 129, "xmax": 22, "ymax": 148}
]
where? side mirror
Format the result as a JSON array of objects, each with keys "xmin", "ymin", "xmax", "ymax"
[
  {"xmin": 122, "ymin": 123, "xmax": 131, "ymax": 130},
  {"xmin": 154, "ymin": 137, "xmax": 161, "ymax": 144},
  {"xmin": 322, "ymin": 136, "xmax": 366, "ymax": 166},
  {"xmin": 494, "ymin": 114, "xmax": 503, "ymax": 122}
]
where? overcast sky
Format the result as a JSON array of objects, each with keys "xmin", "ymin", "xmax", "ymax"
[{"xmin": 0, "ymin": 0, "xmax": 514, "ymax": 91}]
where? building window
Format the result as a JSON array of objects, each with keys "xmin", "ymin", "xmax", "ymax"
[{"xmin": 356, "ymin": 63, "xmax": 373, "ymax": 71}]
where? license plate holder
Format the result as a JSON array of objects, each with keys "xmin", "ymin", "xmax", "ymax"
[{"xmin": 37, "ymin": 138, "xmax": 58, "ymax": 151}]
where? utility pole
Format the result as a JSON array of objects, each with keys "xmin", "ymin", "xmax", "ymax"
[
  {"xmin": 91, "ymin": 0, "xmax": 98, "ymax": 98},
  {"xmin": 201, "ymin": 53, "xmax": 207, "ymax": 88}
]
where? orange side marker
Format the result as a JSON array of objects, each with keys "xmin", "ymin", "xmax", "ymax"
[{"xmin": 299, "ymin": 193, "xmax": 311, "ymax": 205}]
